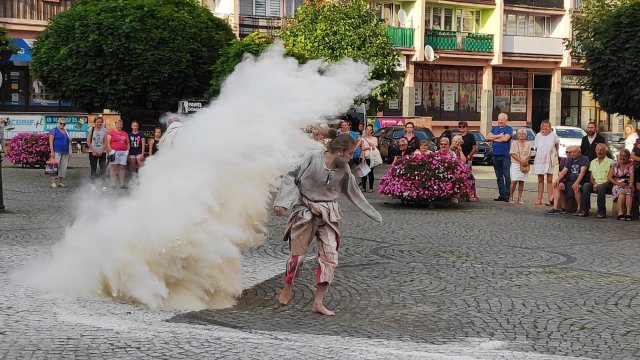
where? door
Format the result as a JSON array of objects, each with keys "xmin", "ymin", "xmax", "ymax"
[{"xmin": 531, "ymin": 74, "xmax": 551, "ymax": 133}]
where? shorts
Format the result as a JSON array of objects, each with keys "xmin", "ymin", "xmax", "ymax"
[
  {"xmin": 564, "ymin": 181, "xmax": 581, "ymax": 198},
  {"xmin": 112, "ymin": 150, "xmax": 128, "ymax": 165},
  {"xmin": 128, "ymin": 154, "xmax": 144, "ymax": 160}
]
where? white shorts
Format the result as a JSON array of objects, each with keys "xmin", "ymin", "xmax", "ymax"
[{"xmin": 113, "ymin": 150, "xmax": 129, "ymax": 165}]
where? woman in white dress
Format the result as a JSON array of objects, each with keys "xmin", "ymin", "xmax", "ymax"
[
  {"xmin": 509, "ymin": 129, "xmax": 532, "ymax": 204},
  {"xmin": 624, "ymin": 124, "xmax": 638, "ymax": 151},
  {"xmin": 533, "ymin": 121, "xmax": 560, "ymax": 205}
]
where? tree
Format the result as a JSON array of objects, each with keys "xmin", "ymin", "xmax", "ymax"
[
  {"xmin": 31, "ymin": 0, "xmax": 235, "ymax": 114},
  {"xmin": 570, "ymin": 0, "xmax": 640, "ymax": 117},
  {"xmin": 0, "ymin": 26, "xmax": 18, "ymax": 62},
  {"xmin": 279, "ymin": 0, "xmax": 401, "ymax": 113}
]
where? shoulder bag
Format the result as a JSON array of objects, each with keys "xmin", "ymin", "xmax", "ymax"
[{"xmin": 363, "ymin": 137, "xmax": 383, "ymax": 167}]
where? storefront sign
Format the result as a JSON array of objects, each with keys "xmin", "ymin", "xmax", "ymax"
[
  {"xmin": 388, "ymin": 98, "xmax": 399, "ymax": 110},
  {"xmin": 178, "ymin": 99, "xmax": 209, "ymax": 114},
  {"xmin": 561, "ymin": 75, "xmax": 586, "ymax": 89},
  {"xmin": 511, "ymin": 88, "xmax": 527, "ymax": 113},
  {"xmin": 378, "ymin": 117, "xmax": 405, "ymax": 128},
  {"xmin": 2, "ymin": 115, "xmax": 45, "ymax": 140},
  {"xmin": 44, "ymin": 116, "xmax": 90, "ymax": 140}
]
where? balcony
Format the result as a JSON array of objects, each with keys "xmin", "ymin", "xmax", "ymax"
[
  {"xmin": 0, "ymin": 0, "xmax": 72, "ymax": 21},
  {"xmin": 386, "ymin": 27, "xmax": 414, "ymax": 48},
  {"xmin": 425, "ymin": 30, "xmax": 493, "ymax": 53},
  {"xmin": 504, "ymin": 0, "xmax": 564, "ymax": 9},
  {"xmin": 502, "ymin": 35, "xmax": 564, "ymax": 56},
  {"xmin": 238, "ymin": 15, "xmax": 284, "ymax": 39}
]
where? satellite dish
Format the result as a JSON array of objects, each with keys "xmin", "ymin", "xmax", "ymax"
[
  {"xmin": 397, "ymin": 9, "xmax": 407, "ymax": 27},
  {"xmin": 425, "ymin": 45, "xmax": 439, "ymax": 62}
]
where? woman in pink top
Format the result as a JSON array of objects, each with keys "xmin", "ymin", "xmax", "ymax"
[{"xmin": 106, "ymin": 120, "xmax": 130, "ymax": 190}]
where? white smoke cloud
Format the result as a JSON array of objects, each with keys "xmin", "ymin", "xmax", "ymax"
[{"xmin": 16, "ymin": 44, "xmax": 378, "ymax": 311}]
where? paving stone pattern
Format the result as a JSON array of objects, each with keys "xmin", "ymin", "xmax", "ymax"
[{"xmin": 1, "ymin": 156, "xmax": 639, "ymax": 359}]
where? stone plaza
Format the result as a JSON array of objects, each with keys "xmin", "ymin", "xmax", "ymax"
[{"xmin": 1, "ymin": 155, "xmax": 640, "ymax": 359}]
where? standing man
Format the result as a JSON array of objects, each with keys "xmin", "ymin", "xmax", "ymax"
[
  {"xmin": 579, "ymin": 143, "xmax": 613, "ymax": 218},
  {"xmin": 459, "ymin": 121, "xmax": 479, "ymax": 201},
  {"xmin": 486, "ymin": 113, "xmax": 513, "ymax": 202},
  {"xmin": 580, "ymin": 122, "xmax": 606, "ymax": 162}
]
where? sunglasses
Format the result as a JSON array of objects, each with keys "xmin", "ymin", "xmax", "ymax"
[
  {"xmin": 459, "ymin": 126, "xmax": 466, "ymax": 128},
  {"xmin": 58, "ymin": 122, "xmax": 67, "ymax": 126}
]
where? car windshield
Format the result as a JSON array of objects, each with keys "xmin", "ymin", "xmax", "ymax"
[
  {"xmin": 470, "ymin": 131, "xmax": 487, "ymax": 142},
  {"xmin": 392, "ymin": 130, "xmax": 428, "ymax": 141},
  {"xmin": 605, "ymin": 133, "xmax": 623, "ymax": 143},
  {"xmin": 512, "ymin": 128, "xmax": 536, "ymax": 141},
  {"xmin": 555, "ymin": 129, "xmax": 585, "ymax": 139}
]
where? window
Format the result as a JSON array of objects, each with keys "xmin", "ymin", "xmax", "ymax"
[
  {"xmin": 429, "ymin": 7, "xmax": 481, "ymax": 32},
  {"xmin": 381, "ymin": 3, "xmax": 401, "ymax": 27},
  {"xmin": 504, "ymin": 13, "xmax": 551, "ymax": 37},
  {"xmin": 239, "ymin": 0, "xmax": 280, "ymax": 16}
]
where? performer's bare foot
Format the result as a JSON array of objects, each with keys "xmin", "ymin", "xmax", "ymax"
[
  {"xmin": 311, "ymin": 302, "xmax": 335, "ymax": 316},
  {"xmin": 278, "ymin": 284, "xmax": 293, "ymax": 305}
]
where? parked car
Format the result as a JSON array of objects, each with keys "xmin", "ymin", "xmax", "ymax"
[
  {"xmin": 601, "ymin": 131, "xmax": 625, "ymax": 159},
  {"xmin": 439, "ymin": 129, "xmax": 493, "ymax": 164},
  {"xmin": 375, "ymin": 126, "xmax": 437, "ymax": 163},
  {"xmin": 553, "ymin": 126, "xmax": 586, "ymax": 158},
  {"xmin": 511, "ymin": 126, "xmax": 537, "ymax": 162}
]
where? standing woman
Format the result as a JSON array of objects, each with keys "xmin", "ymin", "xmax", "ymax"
[
  {"xmin": 48, "ymin": 118, "xmax": 71, "ymax": 188},
  {"xmin": 509, "ymin": 129, "xmax": 532, "ymax": 204},
  {"xmin": 106, "ymin": 120, "xmax": 130, "ymax": 190},
  {"xmin": 624, "ymin": 124, "xmax": 638, "ymax": 152},
  {"xmin": 359, "ymin": 124, "xmax": 378, "ymax": 192},
  {"xmin": 273, "ymin": 134, "xmax": 382, "ymax": 316},
  {"xmin": 403, "ymin": 122, "xmax": 419, "ymax": 154},
  {"xmin": 147, "ymin": 127, "xmax": 163, "ymax": 157},
  {"xmin": 87, "ymin": 115, "xmax": 107, "ymax": 185},
  {"xmin": 533, "ymin": 121, "xmax": 559, "ymax": 205},
  {"xmin": 128, "ymin": 120, "xmax": 146, "ymax": 174}
]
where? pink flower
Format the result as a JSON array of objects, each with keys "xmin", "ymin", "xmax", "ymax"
[{"xmin": 6, "ymin": 133, "xmax": 50, "ymax": 166}]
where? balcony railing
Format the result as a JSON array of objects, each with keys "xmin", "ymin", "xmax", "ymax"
[
  {"xmin": 425, "ymin": 30, "xmax": 493, "ymax": 53},
  {"xmin": 504, "ymin": 0, "xmax": 564, "ymax": 9},
  {"xmin": 238, "ymin": 15, "xmax": 284, "ymax": 39},
  {"xmin": 386, "ymin": 27, "xmax": 414, "ymax": 48},
  {"xmin": 0, "ymin": 0, "xmax": 72, "ymax": 22}
]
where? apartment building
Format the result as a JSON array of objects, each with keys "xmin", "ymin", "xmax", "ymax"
[{"xmin": 376, "ymin": 0, "xmax": 627, "ymax": 134}]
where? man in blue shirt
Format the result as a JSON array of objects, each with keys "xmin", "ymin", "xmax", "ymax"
[
  {"xmin": 486, "ymin": 113, "xmax": 513, "ymax": 201},
  {"xmin": 546, "ymin": 145, "xmax": 589, "ymax": 215}
]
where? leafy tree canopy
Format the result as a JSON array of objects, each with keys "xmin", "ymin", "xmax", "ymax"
[
  {"xmin": 279, "ymin": 0, "xmax": 401, "ymax": 113},
  {"xmin": 572, "ymin": 0, "xmax": 640, "ymax": 117},
  {"xmin": 31, "ymin": 0, "xmax": 235, "ymax": 114},
  {"xmin": 0, "ymin": 26, "xmax": 18, "ymax": 59}
]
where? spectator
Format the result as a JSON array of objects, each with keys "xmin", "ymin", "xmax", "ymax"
[
  {"xmin": 392, "ymin": 138, "xmax": 411, "ymax": 166},
  {"xmin": 487, "ymin": 113, "xmax": 513, "ymax": 202},
  {"xmin": 533, "ymin": 120, "xmax": 559, "ymax": 206},
  {"xmin": 624, "ymin": 124, "xmax": 638, "ymax": 152},
  {"xmin": 546, "ymin": 146, "xmax": 589, "ymax": 215},
  {"xmin": 609, "ymin": 149, "xmax": 635, "ymax": 221},
  {"xmin": 579, "ymin": 143, "xmax": 613, "ymax": 218},
  {"xmin": 437, "ymin": 137, "xmax": 455, "ymax": 156},
  {"xmin": 147, "ymin": 127, "xmax": 163, "ymax": 157},
  {"xmin": 48, "ymin": 118, "xmax": 71, "ymax": 188},
  {"xmin": 339, "ymin": 119, "xmax": 361, "ymax": 168},
  {"xmin": 509, "ymin": 129, "xmax": 531, "ymax": 204},
  {"xmin": 413, "ymin": 140, "xmax": 432, "ymax": 155},
  {"xmin": 106, "ymin": 120, "xmax": 130, "ymax": 190},
  {"xmin": 458, "ymin": 121, "xmax": 478, "ymax": 201},
  {"xmin": 87, "ymin": 115, "xmax": 108, "ymax": 186},
  {"xmin": 403, "ymin": 122, "xmax": 419, "ymax": 154},
  {"xmin": 451, "ymin": 135, "xmax": 467, "ymax": 162},
  {"xmin": 580, "ymin": 122, "xmax": 606, "ymax": 162},
  {"xmin": 128, "ymin": 120, "xmax": 146, "ymax": 174},
  {"xmin": 359, "ymin": 124, "xmax": 378, "ymax": 193}
]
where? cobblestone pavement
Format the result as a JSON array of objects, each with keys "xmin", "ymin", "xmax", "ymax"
[{"xmin": 1, "ymin": 155, "xmax": 639, "ymax": 359}]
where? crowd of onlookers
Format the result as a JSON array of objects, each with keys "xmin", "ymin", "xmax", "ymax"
[{"xmin": 46, "ymin": 115, "xmax": 165, "ymax": 191}]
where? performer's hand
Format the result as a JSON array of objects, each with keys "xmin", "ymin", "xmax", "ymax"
[{"xmin": 273, "ymin": 206, "xmax": 286, "ymax": 217}]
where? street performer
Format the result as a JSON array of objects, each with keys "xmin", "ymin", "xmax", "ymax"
[{"xmin": 273, "ymin": 132, "xmax": 382, "ymax": 316}]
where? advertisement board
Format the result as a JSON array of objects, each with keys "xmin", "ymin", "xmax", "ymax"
[{"xmin": 2, "ymin": 114, "xmax": 90, "ymax": 141}]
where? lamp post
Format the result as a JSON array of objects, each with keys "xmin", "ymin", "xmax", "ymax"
[{"xmin": 0, "ymin": 153, "xmax": 4, "ymax": 213}]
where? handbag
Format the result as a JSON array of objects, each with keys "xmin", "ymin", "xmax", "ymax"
[
  {"xmin": 363, "ymin": 137, "xmax": 383, "ymax": 168},
  {"xmin": 353, "ymin": 161, "xmax": 371, "ymax": 177},
  {"xmin": 520, "ymin": 162, "xmax": 530, "ymax": 173},
  {"xmin": 45, "ymin": 159, "xmax": 58, "ymax": 176}
]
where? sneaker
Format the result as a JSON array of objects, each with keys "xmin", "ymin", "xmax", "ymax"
[
  {"xmin": 494, "ymin": 197, "xmax": 506, "ymax": 201},
  {"xmin": 545, "ymin": 209, "xmax": 563, "ymax": 215},
  {"xmin": 50, "ymin": 183, "xmax": 57, "ymax": 188},
  {"xmin": 101, "ymin": 186, "xmax": 109, "ymax": 192},
  {"xmin": 597, "ymin": 213, "xmax": 606, "ymax": 218},
  {"xmin": 58, "ymin": 183, "xmax": 66, "ymax": 188},
  {"xmin": 578, "ymin": 211, "xmax": 588, "ymax": 217},
  {"xmin": 120, "ymin": 185, "xmax": 128, "ymax": 190}
]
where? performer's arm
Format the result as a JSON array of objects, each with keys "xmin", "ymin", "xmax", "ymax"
[{"xmin": 341, "ymin": 170, "xmax": 382, "ymax": 222}]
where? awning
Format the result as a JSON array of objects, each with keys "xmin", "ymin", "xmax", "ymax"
[{"xmin": 10, "ymin": 38, "xmax": 34, "ymax": 62}]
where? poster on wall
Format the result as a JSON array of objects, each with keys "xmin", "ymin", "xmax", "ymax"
[
  {"xmin": 415, "ymin": 83, "xmax": 422, "ymax": 107},
  {"xmin": 443, "ymin": 83, "xmax": 458, "ymax": 111},
  {"xmin": 423, "ymin": 82, "xmax": 441, "ymax": 111},
  {"xmin": 459, "ymin": 83, "xmax": 477, "ymax": 112},
  {"xmin": 510, "ymin": 87, "xmax": 527, "ymax": 113},
  {"xmin": 494, "ymin": 85, "xmax": 511, "ymax": 113},
  {"xmin": 388, "ymin": 98, "xmax": 399, "ymax": 109},
  {"xmin": 44, "ymin": 115, "xmax": 90, "ymax": 140},
  {"xmin": 1, "ymin": 115, "xmax": 45, "ymax": 140}
]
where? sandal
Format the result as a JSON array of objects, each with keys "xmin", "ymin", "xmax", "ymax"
[
  {"xmin": 518, "ymin": 198, "xmax": 524, "ymax": 205},
  {"xmin": 536, "ymin": 199, "xmax": 543, "ymax": 206},
  {"xmin": 617, "ymin": 214, "xmax": 626, "ymax": 220},
  {"xmin": 626, "ymin": 215, "xmax": 633, "ymax": 221},
  {"xmin": 509, "ymin": 198, "xmax": 515, "ymax": 204}
]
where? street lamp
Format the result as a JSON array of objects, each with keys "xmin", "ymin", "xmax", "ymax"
[{"xmin": 0, "ymin": 153, "xmax": 4, "ymax": 213}]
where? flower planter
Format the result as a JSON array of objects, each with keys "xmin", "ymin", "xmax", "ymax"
[
  {"xmin": 379, "ymin": 152, "xmax": 473, "ymax": 207},
  {"xmin": 5, "ymin": 133, "xmax": 50, "ymax": 167}
]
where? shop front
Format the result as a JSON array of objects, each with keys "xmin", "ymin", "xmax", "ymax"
[{"xmin": 560, "ymin": 74, "xmax": 622, "ymax": 132}]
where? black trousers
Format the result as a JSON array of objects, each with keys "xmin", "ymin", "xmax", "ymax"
[
  {"xmin": 89, "ymin": 153, "xmax": 107, "ymax": 183},
  {"xmin": 361, "ymin": 158, "xmax": 374, "ymax": 190}
]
